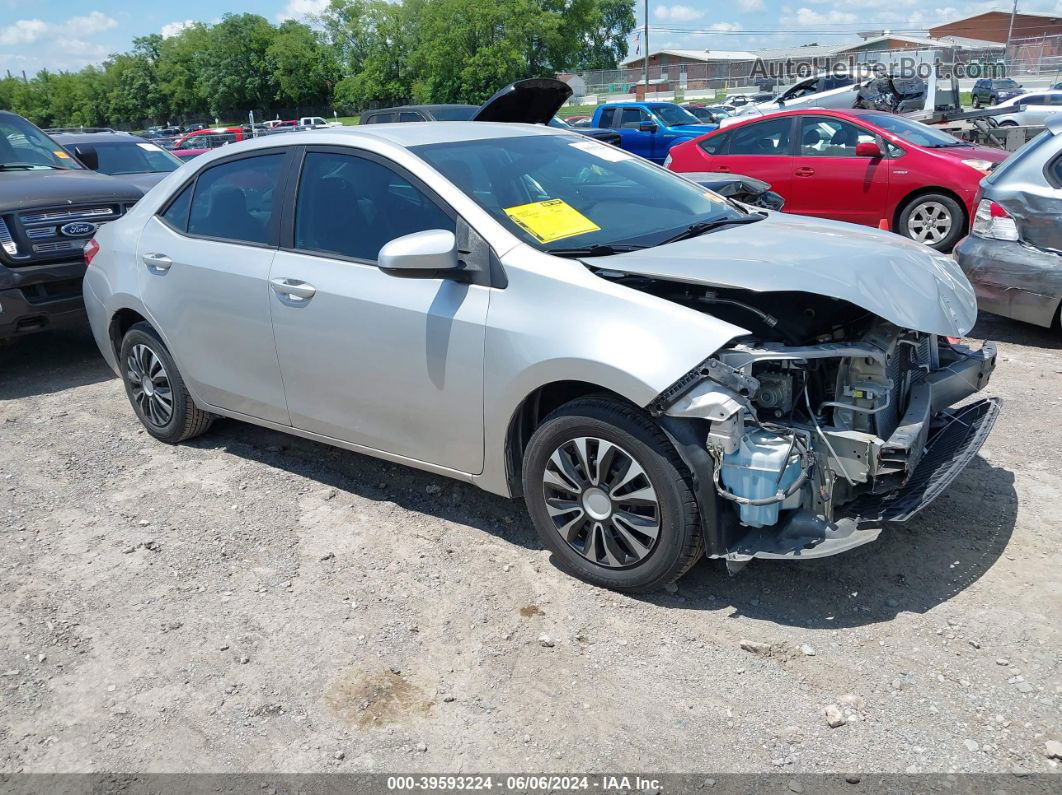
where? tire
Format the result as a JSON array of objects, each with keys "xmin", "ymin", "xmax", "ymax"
[
  {"xmin": 998, "ymin": 120, "xmax": 1018, "ymax": 127},
  {"xmin": 972, "ymin": 97, "xmax": 981, "ymax": 109},
  {"xmin": 521, "ymin": 395, "xmax": 703, "ymax": 593},
  {"xmin": 897, "ymin": 192, "xmax": 966, "ymax": 252},
  {"xmin": 119, "ymin": 322, "xmax": 213, "ymax": 443}
]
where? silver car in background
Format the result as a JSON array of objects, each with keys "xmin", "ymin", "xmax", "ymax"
[
  {"xmin": 83, "ymin": 119, "xmax": 998, "ymax": 592},
  {"xmin": 957, "ymin": 115, "xmax": 1062, "ymax": 328},
  {"xmin": 989, "ymin": 90, "xmax": 1062, "ymax": 127}
]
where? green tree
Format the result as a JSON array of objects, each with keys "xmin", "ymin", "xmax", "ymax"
[
  {"xmin": 198, "ymin": 13, "xmax": 278, "ymax": 117},
  {"xmin": 327, "ymin": 0, "xmax": 417, "ymax": 109},
  {"xmin": 156, "ymin": 23, "xmax": 212, "ymax": 122},
  {"xmin": 268, "ymin": 20, "xmax": 341, "ymax": 109}
]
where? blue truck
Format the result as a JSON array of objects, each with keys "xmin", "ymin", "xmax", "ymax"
[{"xmin": 589, "ymin": 101, "xmax": 717, "ymax": 164}]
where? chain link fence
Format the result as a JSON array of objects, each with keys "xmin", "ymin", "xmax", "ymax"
[{"xmin": 558, "ymin": 38, "xmax": 1062, "ymax": 106}]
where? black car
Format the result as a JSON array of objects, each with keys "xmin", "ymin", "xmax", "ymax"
[
  {"xmin": 0, "ymin": 111, "xmax": 141, "ymax": 338},
  {"xmin": 51, "ymin": 130, "xmax": 184, "ymax": 193},
  {"xmin": 361, "ymin": 80, "xmax": 621, "ymax": 145},
  {"xmin": 360, "ymin": 105, "xmax": 479, "ymax": 123},
  {"xmin": 972, "ymin": 78, "xmax": 1024, "ymax": 107}
]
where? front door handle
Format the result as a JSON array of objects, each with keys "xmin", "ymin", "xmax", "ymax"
[
  {"xmin": 142, "ymin": 252, "xmax": 172, "ymax": 271},
  {"xmin": 795, "ymin": 166, "xmax": 815, "ymax": 177},
  {"xmin": 270, "ymin": 278, "xmax": 316, "ymax": 301},
  {"xmin": 714, "ymin": 164, "xmax": 730, "ymax": 172}
]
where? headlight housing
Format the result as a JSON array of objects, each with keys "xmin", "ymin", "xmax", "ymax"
[{"xmin": 962, "ymin": 159, "xmax": 996, "ymax": 175}]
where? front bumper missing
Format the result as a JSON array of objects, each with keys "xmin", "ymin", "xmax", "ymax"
[{"xmin": 722, "ymin": 397, "xmax": 1000, "ymax": 562}]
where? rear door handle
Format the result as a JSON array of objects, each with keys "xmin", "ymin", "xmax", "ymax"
[
  {"xmin": 714, "ymin": 165, "xmax": 730, "ymax": 172},
  {"xmin": 142, "ymin": 252, "xmax": 172, "ymax": 271},
  {"xmin": 795, "ymin": 166, "xmax": 815, "ymax": 177},
  {"xmin": 270, "ymin": 278, "xmax": 316, "ymax": 301}
]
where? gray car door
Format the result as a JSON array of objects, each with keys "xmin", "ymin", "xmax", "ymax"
[
  {"xmin": 137, "ymin": 150, "xmax": 291, "ymax": 424},
  {"xmin": 267, "ymin": 148, "xmax": 489, "ymax": 473}
]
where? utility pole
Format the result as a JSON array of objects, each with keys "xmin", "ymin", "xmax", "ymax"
[
  {"xmin": 1006, "ymin": 0, "xmax": 1018, "ymax": 48},
  {"xmin": 643, "ymin": 0, "xmax": 649, "ymax": 91}
]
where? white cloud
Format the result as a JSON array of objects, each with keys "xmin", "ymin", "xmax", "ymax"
[
  {"xmin": 738, "ymin": 0, "xmax": 766, "ymax": 10},
  {"xmin": 64, "ymin": 11, "xmax": 118, "ymax": 36},
  {"xmin": 0, "ymin": 19, "xmax": 47, "ymax": 46},
  {"xmin": 782, "ymin": 7, "xmax": 859, "ymax": 25},
  {"xmin": 161, "ymin": 19, "xmax": 196, "ymax": 38},
  {"xmin": 709, "ymin": 22, "xmax": 742, "ymax": 32},
  {"xmin": 0, "ymin": 11, "xmax": 117, "ymax": 47},
  {"xmin": 276, "ymin": 0, "xmax": 330, "ymax": 22},
  {"xmin": 654, "ymin": 4, "xmax": 705, "ymax": 22}
]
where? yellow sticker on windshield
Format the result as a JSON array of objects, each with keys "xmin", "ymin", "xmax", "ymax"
[
  {"xmin": 503, "ymin": 199, "xmax": 600, "ymax": 244},
  {"xmin": 53, "ymin": 150, "xmax": 70, "ymax": 159}
]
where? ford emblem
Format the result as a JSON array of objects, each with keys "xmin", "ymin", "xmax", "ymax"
[{"xmin": 60, "ymin": 222, "xmax": 97, "ymax": 237}]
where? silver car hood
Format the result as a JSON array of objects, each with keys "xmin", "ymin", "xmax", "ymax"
[{"xmin": 592, "ymin": 212, "xmax": 977, "ymax": 337}]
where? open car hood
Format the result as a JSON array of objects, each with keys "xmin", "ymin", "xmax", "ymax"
[
  {"xmin": 473, "ymin": 78, "xmax": 572, "ymax": 125},
  {"xmin": 590, "ymin": 212, "xmax": 977, "ymax": 337}
]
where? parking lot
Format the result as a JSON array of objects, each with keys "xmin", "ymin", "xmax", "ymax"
[{"xmin": 1, "ymin": 313, "xmax": 1059, "ymax": 774}]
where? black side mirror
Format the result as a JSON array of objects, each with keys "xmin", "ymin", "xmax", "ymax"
[
  {"xmin": 74, "ymin": 146, "xmax": 98, "ymax": 171},
  {"xmin": 638, "ymin": 121, "xmax": 658, "ymax": 133}
]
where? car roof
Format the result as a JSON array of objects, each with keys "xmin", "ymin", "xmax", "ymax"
[
  {"xmin": 231, "ymin": 121, "xmax": 560, "ymax": 151},
  {"xmin": 50, "ymin": 131, "xmax": 145, "ymax": 145}
]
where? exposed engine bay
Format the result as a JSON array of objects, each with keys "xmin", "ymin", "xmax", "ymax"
[{"xmin": 594, "ymin": 269, "xmax": 1000, "ymax": 564}]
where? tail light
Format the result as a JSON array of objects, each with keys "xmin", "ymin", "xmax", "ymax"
[
  {"xmin": 83, "ymin": 238, "xmax": 100, "ymax": 266},
  {"xmin": 971, "ymin": 199, "xmax": 1018, "ymax": 241},
  {"xmin": 663, "ymin": 153, "xmax": 673, "ymax": 169}
]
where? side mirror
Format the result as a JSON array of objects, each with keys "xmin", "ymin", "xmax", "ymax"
[
  {"xmin": 855, "ymin": 142, "xmax": 883, "ymax": 158},
  {"xmin": 638, "ymin": 121, "xmax": 658, "ymax": 133},
  {"xmin": 74, "ymin": 145, "xmax": 99, "ymax": 171},
  {"xmin": 378, "ymin": 229, "xmax": 460, "ymax": 277}
]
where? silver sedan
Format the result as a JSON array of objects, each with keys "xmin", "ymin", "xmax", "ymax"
[{"xmin": 84, "ymin": 121, "xmax": 998, "ymax": 591}]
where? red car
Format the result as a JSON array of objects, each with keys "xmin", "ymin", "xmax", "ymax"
[
  {"xmin": 170, "ymin": 127, "xmax": 246, "ymax": 156},
  {"xmin": 665, "ymin": 109, "xmax": 1009, "ymax": 251}
]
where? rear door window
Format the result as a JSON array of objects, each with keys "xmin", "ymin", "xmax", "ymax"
[
  {"xmin": 598, "ymin": 107, "xmax": 616, "ymax": 128},
  {"xmin": 186, "ymin": 153, "xmax": 284, "ymax": 246}
]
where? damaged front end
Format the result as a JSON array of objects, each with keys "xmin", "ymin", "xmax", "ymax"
[{"xmin": 609, "ymin": 273, "xmax": 999, "ymax": 565}]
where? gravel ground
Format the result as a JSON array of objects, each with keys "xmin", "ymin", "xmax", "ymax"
[{"xmin": 0, "ymin": 314, "xmax": 1059, "ymax": 775}]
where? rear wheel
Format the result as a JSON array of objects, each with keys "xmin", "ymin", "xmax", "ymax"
[
  {"xmin": 897, "ymin": 193, "xmax": 965, "ymax": 252},
  {"xmin": 521, "ymin": 395, "xmax": 703, "ymax": 592},
  {"xmin": 119, "ymin": 322, "xmax": 212, "ymax": 443}
]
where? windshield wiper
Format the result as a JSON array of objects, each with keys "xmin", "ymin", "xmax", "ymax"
[
  {"xmin": 658, "ymin": 213, "xmax": 764, "ymax": 245},
  {"xmin": 546, "ymin": 243, "xmax": 648, "ymax": 258},
  {"xmin": 0, "ymin": 163, "xmax": 60, "ymax": 171}
]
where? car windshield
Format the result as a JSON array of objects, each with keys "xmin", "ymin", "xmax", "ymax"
[
  {"xmin": 650, "ymin": 104, "xmax": 702, "ymax": 125},
  {"xmin": 72, "ymin": 140, "xmax": 183, "ymax": 175},
  {"xmin": 413, "ymin": 133, "xmax": 745, "ymax": 253},
  {"xmin": 995, "ymin": 79, "xmax": 1019, "ymax": 88},
  {"xmin": 548, "ymin": 117, "xmax": 571, "ymax": 128},
  {"xmin": 0, "ymin": 114, "xmax": 82, "ymax": 170},
  {"xmin": 430, "ymin": 106, "xmax": 478, "ymax": 121},
  {"xmin": 863, "ymin": 113, "xmax": 968, "ymax": 148}
]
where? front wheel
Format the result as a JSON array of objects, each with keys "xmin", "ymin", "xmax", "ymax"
[
  {"xmin": 897, "ymin": 193, "xmax": 965, "ymax": 252},
  {"xmin": 119, "ymin": 322, "xmax": 213, "ymax": 443},
  {"xmin": 521, "ymin": 396, "xmax": 703, "ymax": 592}
]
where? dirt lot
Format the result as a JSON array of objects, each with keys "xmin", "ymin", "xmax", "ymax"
[{"xmin": 0, "ymin": 314, "xmax": 1059, "ymax": 775}]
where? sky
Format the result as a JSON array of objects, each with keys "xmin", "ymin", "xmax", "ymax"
[{"xmin": 2, "ymin": 0, "xmax": 1061, "ymax": 77}]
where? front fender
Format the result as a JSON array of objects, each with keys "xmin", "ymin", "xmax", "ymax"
[{"xmin": 472, "ymin": 244, "xmax": 748, "ymax": 497}]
